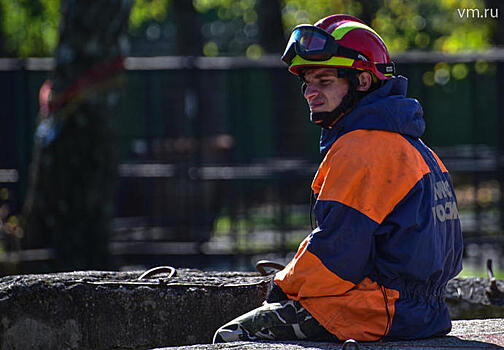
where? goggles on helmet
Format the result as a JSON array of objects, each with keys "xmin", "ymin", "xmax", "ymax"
[
  {"xmin": 282, "ymin": 25, "xmax": 368, "ymax": 64},
  {"xmin": 282, "ymin": 25, "xmax": 395, "ymax": 78}
]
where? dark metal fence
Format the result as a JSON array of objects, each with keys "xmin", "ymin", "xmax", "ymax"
[{"xmin": 0, "ymin": 52, "xmax": 503, "ymax": 272}]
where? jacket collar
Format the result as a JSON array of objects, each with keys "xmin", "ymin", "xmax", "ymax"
[{"xmin": 320, "ymin": 75, "xmax": 425, "ymax": 156}]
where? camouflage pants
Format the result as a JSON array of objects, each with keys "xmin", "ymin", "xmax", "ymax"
[{"xmin": 213, "ymin": 299, "xmax": 338, "ymax": 343}]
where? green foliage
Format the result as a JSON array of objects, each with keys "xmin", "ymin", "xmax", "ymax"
[
  {"xmin": 281, "ymin": 0, "xmax": 361, "ymax": 30},
  {"xmin": 0, "ymin": 0, "xmax": 497, "ymax": 57},
  {"xmin": 129, "ymin": 0, "xmax": 170, "ymax": 35},
  {"xmin": 190, "ymin": 0, "xmax": 496, "ymax": 56},
  {"xmin": 281, "ymin": 0, "xmax": 493, "ymax": 53},
  {"xmin": 371, "ymin": 0, "xmax": 492, "ymax": 53},
  {"xmin": 193, "ymin": 0, "xmax": 260, "ymax": 57},
  {"xmin": 0, "ymin": 0, "xmax": 60, "ymax": 57}
]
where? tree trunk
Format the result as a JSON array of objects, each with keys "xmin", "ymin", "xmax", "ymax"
[
  {"xmin": 23, "ymin": 0, "xmax": 132, "ymax": 271},
  {"xmin": 256, "ymin": 0, "xmax": 285, "ymax": 54},
  {"xmin": 484, "ymin": 0, "xmax": 504, "ymax": 45},
  {"xmin": 357, "ymin": 0, "xmax": 380, "ymax": 26},
  {"xmin": 172, "ymin": 1, "xmax": 203, "ymax": 56},
  {"xmin": 0, "ymin": 4, "xmax": 7, "ymax": 56}
]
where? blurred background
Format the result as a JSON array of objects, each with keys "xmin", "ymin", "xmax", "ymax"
[{"xmin": 0, "ymin": 0, "xmax": 503, "ymax": 276}]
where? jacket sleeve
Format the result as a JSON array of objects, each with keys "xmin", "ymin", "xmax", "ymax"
[{"xmin": 275, "ymin": 130, "xmax": 430, "ymax": 299}]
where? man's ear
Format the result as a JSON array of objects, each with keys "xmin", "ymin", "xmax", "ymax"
[{"xmin": 356, "ymin": 72, "xmax": 373, "ymax": 92}]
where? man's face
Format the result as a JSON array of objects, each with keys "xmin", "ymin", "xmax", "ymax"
[{"xmin": 303, "ymin": 68, "xmax": 349, "ymax": 113}]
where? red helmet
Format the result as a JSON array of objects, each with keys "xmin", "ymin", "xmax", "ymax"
[{"xmin": 282, "ymin": 14, "xmax": 394, "ymax": 80}]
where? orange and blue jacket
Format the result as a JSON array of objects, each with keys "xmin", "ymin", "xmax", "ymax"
[{"xmin": 275, "ymin": 76, "xmax": 463, "ymax": 341}]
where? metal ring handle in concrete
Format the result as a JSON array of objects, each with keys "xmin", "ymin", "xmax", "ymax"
[
  {"xmin": 256, "ymin": 260, "xmax": 285, "ymax": 276},
  {"xmin": 138, "ymin": 266, "xmax": 177, "ymax": 280},
  {"xmin": 342, "ymin": 339, "xmax": 359, "ymax": 349}
]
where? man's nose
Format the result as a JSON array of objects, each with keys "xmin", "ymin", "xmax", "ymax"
[{"xmin": 303, "ymin": 83, "xmax": 318, "ymax": 100}]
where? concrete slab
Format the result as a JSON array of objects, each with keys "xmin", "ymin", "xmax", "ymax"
[
  {"xmin": 0, "ymin": 269, "xmax": 270, "ymax": 349},
  {"xmin": 1, "ymin": 269, "xmax": 503, "ymax": 349},
  {"xmin": 155, "ymin": 318, "xmax": 504, "ymax": 349}
]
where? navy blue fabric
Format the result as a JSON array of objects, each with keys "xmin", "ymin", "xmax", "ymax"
[
  {"xmin": 320, "ymin": 76, "xmax": 425, "ymax": 156},
  {"xmin": 308, "ymin": 200, "xmax": 379, "ymax": 284},
  {"xmin": 387, "ymin": 298, "xmax": 452, "ymax": 340},
  {"xmin": 370, "ymin": 173, "xmax": 463, "ymax": 291}
]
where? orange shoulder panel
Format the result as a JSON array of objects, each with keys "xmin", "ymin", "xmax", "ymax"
[
  {"xmin": 312, "ymin": 130, "xmax": 430, "ymax": 224},
  {"xmin": 274, "ymin": 237, "xmax": 355, "ymax": 298}
]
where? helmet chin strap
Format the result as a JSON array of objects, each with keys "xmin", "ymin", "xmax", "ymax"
[
  {"xmin": 310, "ymin": 93, "xmax": 354, "ymax": 129},
  {"xmin": 305, "ymin": 70, "xmax": 366, "ymax": 130}
]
